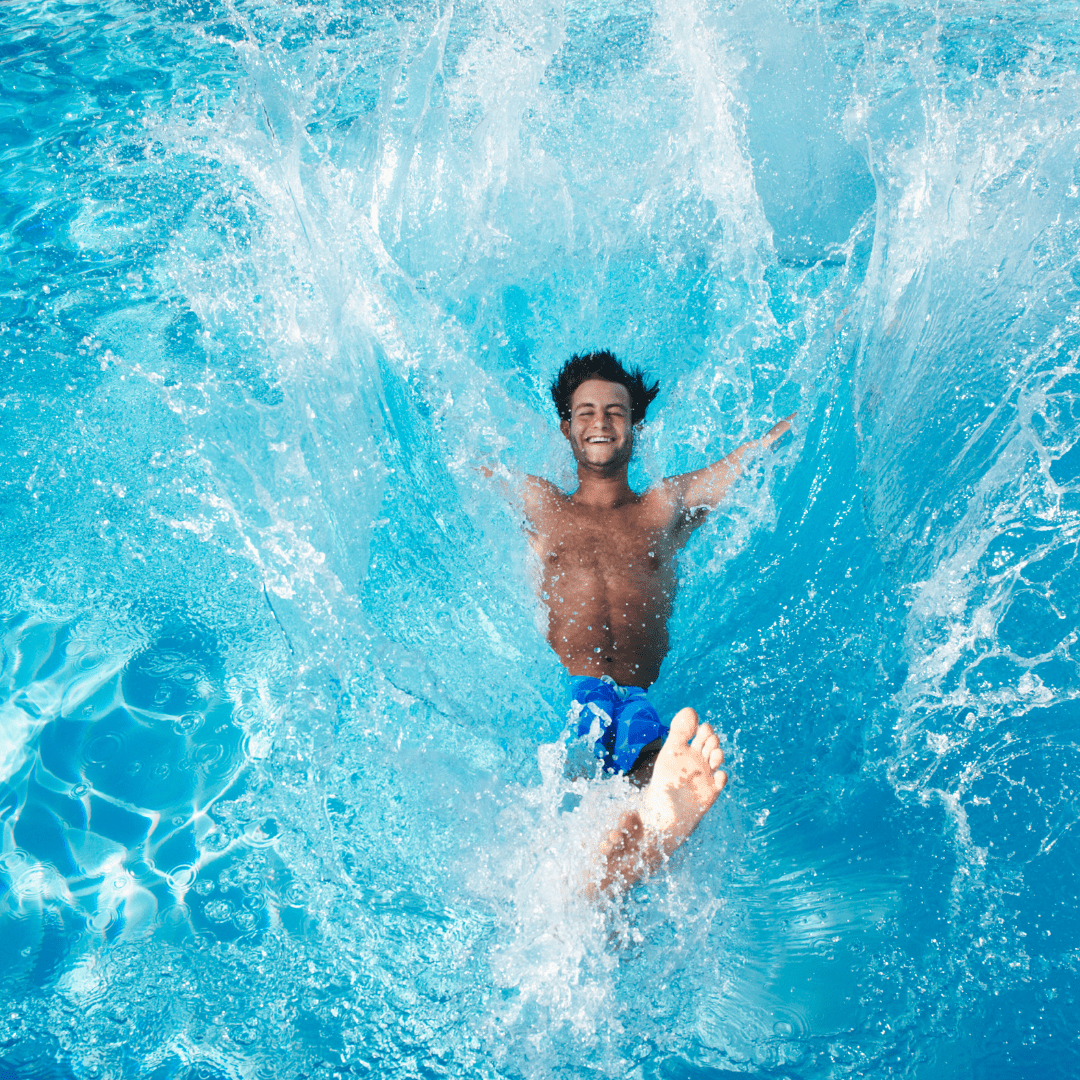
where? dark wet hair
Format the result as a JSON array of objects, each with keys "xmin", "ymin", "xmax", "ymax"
[{"xmin": 549, "ymin": 350, "xmax": 660, "ymax": 425}]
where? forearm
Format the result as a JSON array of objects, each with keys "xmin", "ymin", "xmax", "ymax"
[{"xmin": 676, "ymin": 412, "xmax": 795, "ymax": 512}]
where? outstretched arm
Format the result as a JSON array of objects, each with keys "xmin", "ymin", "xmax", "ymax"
[{"xmin": 669, "ymin": 413, "xmax": 795, "ymax": 533}]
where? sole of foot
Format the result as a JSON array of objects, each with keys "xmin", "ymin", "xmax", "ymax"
[{"xmin": 640, "ymin": 707, "xmax": 727, "ymax": 854}]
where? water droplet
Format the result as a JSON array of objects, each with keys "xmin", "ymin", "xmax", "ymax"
[
  {"xmin": 88, "ymin": 910, "xmax": 115, "ymax": 933},
  {"xmin": 284, "ymin": 882, "xmax": 306, "ymax": 906},
  {"xmin": 243, "ymin": 818, "xmax": 280, "ymax": 846},
  {"xmin": 773, "ymin": 1020, "xmax": 794, "ymax": 1037},
  {"xmin": 14, "ymin": 866, "xmax": 48, "ymax": 899},
  {"xmin": 195, "ymin": 743, "xmax": 224, "ymax": 769},
  {"xmin": 84, "ymin": 733, "xmax": 122, "ymax": 764},
  {"xmin": 0, "ymin": 849, "xmax": 28, "ymax": 870},
  {"xmin": 161, "ymin": 903, "xmax": 190, "ymax": 927},
  {"xmin": 167, "ymin": 864, "xmax": 197, "ymax": 888},
  {"xmin": 174, "ymin": 713, "xmax": 201, "ymax": 734},
  {"xmin": 70, "ymin": 784, "xmax": 89, "ymax": 798}
]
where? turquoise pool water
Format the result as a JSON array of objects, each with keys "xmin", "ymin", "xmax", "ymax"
[{"xmin": 2, "ymin": 0, "xmax": 1079, "ymax": 1076}]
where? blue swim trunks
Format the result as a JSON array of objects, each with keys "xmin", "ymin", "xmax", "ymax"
[{"xmin": 569, "ymin": 675, "xmax": 669, "ymax": 775}]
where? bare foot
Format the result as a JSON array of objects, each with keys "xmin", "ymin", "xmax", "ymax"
[
  {"xmin": 640, "ymin": 707, "xmax": 727, "ymax": 854},
  {"xmin": 594, "ymin": 707, "xmax": 727, "ymax": 897}
]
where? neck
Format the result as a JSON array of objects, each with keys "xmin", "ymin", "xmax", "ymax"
[{"xmin": 571, "ymin": 465, "xmax": 636, "ymax": 509}]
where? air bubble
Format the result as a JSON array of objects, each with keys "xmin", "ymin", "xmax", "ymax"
[
  {"xmin": 233, "ymin": 910, "xmax": 257, "ymax": 931},
  {"xmin": 284, "ymin": 882, "xmax": 306, "ymax": 905},
  {"xmin": 773, "ymin": 1020, "xmax": 794, "ymax": 1036},
  {"xmin": 204, "ymin": 899, "xmax": 235, "ymax": 922}
]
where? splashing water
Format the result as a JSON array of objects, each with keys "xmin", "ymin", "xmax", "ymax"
[{"xmin": 3, "ymin": 0, "xmax": 1079, "ymax": 1075}]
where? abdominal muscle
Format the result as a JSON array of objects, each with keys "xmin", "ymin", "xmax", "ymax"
[{"xmin": 540, "ymin": 551, "xmax": 674, "ymax": 689}]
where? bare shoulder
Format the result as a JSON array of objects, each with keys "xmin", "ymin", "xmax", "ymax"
[
  {"xmin": 637, "ymin": 477, "xmax": 683, "ymax": 528},
  {"xmin": 520, "ymin": 474, "xmax": 566, "ymax": 522}
]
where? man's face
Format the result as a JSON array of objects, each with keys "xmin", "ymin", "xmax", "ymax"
[{"xmin": 560, "ymin": 378, "xmax": 634, "ymax": 472}]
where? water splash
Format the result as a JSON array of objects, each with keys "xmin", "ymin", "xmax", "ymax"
[{"xmin": 3, "ymin": 0, "xmax": 1080, "ymax": 1075}]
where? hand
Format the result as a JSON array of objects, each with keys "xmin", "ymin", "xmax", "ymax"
[{"xmin": 764, "ymin": 412, "xmax": 796, "ymax": 445}]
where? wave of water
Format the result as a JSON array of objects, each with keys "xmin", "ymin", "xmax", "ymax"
[{"xmin": 2, "ymin": 0, "xmax": 1079, "ymax": 1076}]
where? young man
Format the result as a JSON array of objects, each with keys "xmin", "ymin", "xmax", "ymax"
[{"xmin": 514, "ymin": 350, "xmax": 793, "ymax": 894}]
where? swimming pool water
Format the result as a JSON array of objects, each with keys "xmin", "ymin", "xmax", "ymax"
[{"xmin": 2, "ymin": 0, "xmax": 1079, "ymax": 1076}]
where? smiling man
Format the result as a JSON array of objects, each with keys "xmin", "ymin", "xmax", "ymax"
[{"xmin": 517, "ymin": 350, "xmax": 793, "ymax": 894}]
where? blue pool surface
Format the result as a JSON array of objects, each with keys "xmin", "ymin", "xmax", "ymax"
[{"xmin": 2, "ymin": 0, "xmax": 1080, "ymax": 1076}]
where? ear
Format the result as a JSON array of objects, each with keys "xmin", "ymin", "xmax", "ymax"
[{"xmin": 560, "ymin": 419, "xmax": 571, "ymax": 439}]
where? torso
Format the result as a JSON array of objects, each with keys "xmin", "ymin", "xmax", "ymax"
[{"xmin": 523, "ymin": 479, "xmax": 690, "ymax": 688}]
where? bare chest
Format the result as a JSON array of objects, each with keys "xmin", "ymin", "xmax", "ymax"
[{"xmin": 532, "ymin": 501, "xmax": 675, "ymax": 582}]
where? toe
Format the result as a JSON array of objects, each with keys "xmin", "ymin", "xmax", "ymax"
[
  {"xmin": 708, "ymin": 747, "xmax": 724, "ymax": 770},
  {"xmin": 714, "ymin": 769, "xmax": 727, "ymax": 791},
  {"xmin": 701, "ymin": 732, "xmax": 719, "ymax": 760},
  {"xmin": 668, "ymin": 707, "xmax": 699, "ymax": 743},
  {"xmin": 689, "ymin": 720, "xmax": 713, "ymax": 751}
]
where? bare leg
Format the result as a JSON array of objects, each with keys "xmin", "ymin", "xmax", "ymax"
[{"xmin": 594, "ymin": 707, "xmax": 727, "ymax": 897}]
